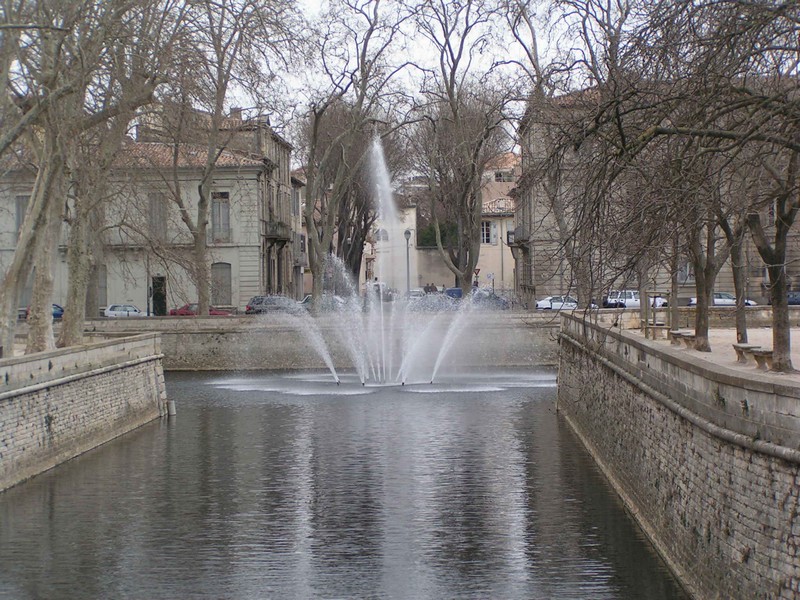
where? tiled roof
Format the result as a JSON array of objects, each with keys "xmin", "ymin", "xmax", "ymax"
[
  {"xmin": 117, "ymin": 141, "xmax": 267, "ymax": 169},
  {"xmin": 485, "ymin": 152, "xmax": 520, "ymax": 170}
]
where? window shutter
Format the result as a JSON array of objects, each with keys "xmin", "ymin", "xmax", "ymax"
[{"xmin": 491, "ymin": 221, "xmax": 498, "ymax": 245}]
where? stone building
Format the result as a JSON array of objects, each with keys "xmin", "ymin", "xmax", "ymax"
[
  {"xmin": 511, "ymin": 94, "xmax": 786, "ymax": 309},
  {"xmin": 0, "ymin": 107, "xmax": 302, "ymax": 315},
  {"xmin": 474, "ymin": 152, "xmax": 518, "ymax": 297}
]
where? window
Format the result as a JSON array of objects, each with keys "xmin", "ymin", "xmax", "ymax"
[
  {"xmin": 211, "ymin": 262, "xmax": 232, "ymax": 306},
  {"xmin": 375, "ymin": 228, "xmax": 388, "ymax": 241},
  {"xmin": 481, "ymin": 221, "xmax": 491, "ymax": 244},
  {"xmin": 15, "ymin": 195, "xmax": 28, "ymax": 240},
  {"xmin": 300, "ymin": 233, "xmax": 306, "ymax": 253},
  {"xmin": 677, "ymin": 260, "xmax": 695, "ymax": 284},
  {"xmin": 494, "ymin": 170, "xmax": 514, "ymax": 182},
  {"xmin": 211, "ymin": 191, "xmax": 231, "ymax": 242},
  {"xmin": 481, "ymin": 221, "xmax": 498, "ymax": 245},
  {"xmin": 148, "ymin": 192, "xmax": 167, "ymax": 241}
]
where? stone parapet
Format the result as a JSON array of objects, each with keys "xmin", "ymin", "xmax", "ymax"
[
  {"xmin": 0, "ymin": 334, "xmax": 167, "ymax": 492},
  {"xmin": 84, "ymin": 312, "xmax": 561, "ymax": 370},
  {"xmin": 557, "ymin": 314, "xmax": 800, "ymax": 600}
]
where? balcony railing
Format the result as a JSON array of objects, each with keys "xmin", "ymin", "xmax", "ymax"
[
  {"xmin": 264, "ymin": 220, "xmax": 291, "ymax": 241},
  {"xmin": 207, "ymin": 228, "xmax": 232, "ymax": 244}
]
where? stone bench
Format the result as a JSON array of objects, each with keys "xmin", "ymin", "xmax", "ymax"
[
  {"xmin": 732, "ymin": 343, "xmax": 761, "ymax": 365},
  {"xmin": 750, "ymin": 348, "xmax": 774, "ymax": 371},
  {"xmin": 644, "ymin": 323, "xmax": 669, "ymax": 340},
  {"xmin": 668, "ymin": 330, "xmax": 687, "ymax": 346},
  {"xmin": 669, "ymin": 330, "xmax": 695, "ymax": 348}
]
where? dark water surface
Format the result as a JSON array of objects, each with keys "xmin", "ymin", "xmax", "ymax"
[{"xmin": 0, "ymin": 370, "xmax": 687, "ymax": 599}]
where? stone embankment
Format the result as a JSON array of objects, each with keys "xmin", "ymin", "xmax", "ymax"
[
  {"xmin": 557, "ymin": 313, "xmax": 800, "ymax": 600},
  {"xmin": 0, "ymin": 334, "xmax": 167, "ymax": 492},
  {"xmin": 84, "ymin": 311, "xmax": 561, "ymax": 370}
]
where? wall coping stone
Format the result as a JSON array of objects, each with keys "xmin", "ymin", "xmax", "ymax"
[{"xmin": 560, "ymin": 314, "xmax": 800, "ymax": 458}]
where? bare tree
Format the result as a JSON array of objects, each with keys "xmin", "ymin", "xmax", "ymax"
[
  {"xmin": 412, "ymin": 0, "xmax": 511, "ymax": 294},
  {"xmin": 142, "ymin": 0, "xmax": 297, "ymax": 315},
  {"xmin": 300, "ymin": 0, "xmax": 410, "ymax": 303},
  {"xmin": 0, "ymin": 0, "xmax": 167, "ymax": 352}
]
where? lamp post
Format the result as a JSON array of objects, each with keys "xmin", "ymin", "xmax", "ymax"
[{"xmin": 404, "ymin": 229, "xmax": 411, "ymax": 295}]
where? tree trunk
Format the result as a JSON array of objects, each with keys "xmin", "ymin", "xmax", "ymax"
[
  {"xmin": 57, "ymin": 200, "xmax": 91, "ymax": 348},
  {"xmin": 729, "ymin": 234, "xmax": 748, "ymax": 344},
  {"xmin": 670, "ymin": 235, "xmax": 680, "ymax": 330},
  {"xmin": 195, "ymin": 182, "xmax": 211, "ymax": 313},
  {"xmin": 26, "ymin": 186, "xmax": 63, "ymax": 353},
  {"xmin": 692, "ymin": 251, "xmax": 712, "ymax": 352},
  {"xmin": 0, "ymin": 138, "xmax": 62, "ymax": 354},
  {"xmin": 748, "ymin": 212, "xmax": 794, "ymax": 371},
  {"xmin": 768, "ymin": 262, "xmax": 792, "ymax": 371}
]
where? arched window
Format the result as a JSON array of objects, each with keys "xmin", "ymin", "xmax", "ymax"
[
  {"xmin": 211, "ymin": 262, "xmax": 232, "ymax": 305},
  {"xmin": 375, "ymin": 228, "xmax": 388, "ymax": 241}
]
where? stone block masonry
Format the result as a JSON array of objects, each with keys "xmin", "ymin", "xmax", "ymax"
[
  {"xmin": 557, "ymin": 315, "xmax": 800, "ymax": 600},
  {"xmin": 83, "ymin": 312, "xmax": 561, "ymax": 370},
  {"xmin": 0, "ymin": 334, "xmax": 167, "ymax": 492}
]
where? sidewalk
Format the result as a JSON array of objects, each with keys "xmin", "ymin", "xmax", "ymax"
[{"xmin": 631, "ymin": 325, "xmax": 800, "ymax": 383}]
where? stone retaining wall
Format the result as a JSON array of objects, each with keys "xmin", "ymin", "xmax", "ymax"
[
  {"xmin": 84, "ymin": 311, "xmax": 561, "ymax": 370},
  {"xmin": 557, "ymin": 315, "xmax": 800, "ymax": 599},
  {"xmin": 0, "ymin": 334, "xmax": 167, "ymax": 492}
]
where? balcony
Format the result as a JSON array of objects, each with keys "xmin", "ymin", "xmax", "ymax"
[
  {"xmin": 264, "ymin": 220, "xmax": 291, "ymax": 242},
  {"xmin": 509, "ymin": 225, "xmax": 529, "ymax": 246},
  {"xmin": 207, "ymin": 228, "xmax": 232, "ymax": 244}
]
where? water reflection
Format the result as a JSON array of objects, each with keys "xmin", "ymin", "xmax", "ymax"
[{"xmin": 0, "ymin": 370, "xmax": 687, "ymax": 599}]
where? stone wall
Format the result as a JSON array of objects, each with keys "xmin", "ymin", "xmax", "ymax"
[
  {"xmin": 84, "ymin": 311, "xmax": 561, "ymax": 370},
  {"xmin": 557, "ymin": 315, "xmax": 800, "ymax": 600},
  {"xmin": 0, "ymin": 334, "xmax": 167, "ymax": 492}
]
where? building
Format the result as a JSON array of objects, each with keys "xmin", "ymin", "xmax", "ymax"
[
  {"xmin": 511, "ymin": 94, "xmax": 783, "ymax": 309},
  {"xmin": 0, "ymin": 108, "xmax": 302, "ymax": 315},
  {"xmin": 474, "ymin": 152, "xmax": 518, "ymax": 296}
]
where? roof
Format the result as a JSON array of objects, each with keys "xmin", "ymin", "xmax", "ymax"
[
  {"xmin": 485, "ymin": 152, "xmax": 520, "ymax": 170},
  {"xmin": 117, "ymin": 141, "xmax": 267, "ymax": 170}
]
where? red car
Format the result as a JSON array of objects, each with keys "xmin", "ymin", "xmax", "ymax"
[{"xmin": 169, "ymin": 303, "xmax": 232, "ymax": 316}]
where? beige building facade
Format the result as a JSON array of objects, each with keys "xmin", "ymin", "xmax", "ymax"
[
  {"xmin": 511, "ymin": 98, "xmax": 785, "ymax": 309},
  {"xmin": 0, "ymin": 111, "xmax": 302, "ymax": 315}
]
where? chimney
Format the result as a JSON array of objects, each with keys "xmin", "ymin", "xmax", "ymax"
[{"xmin": 229, "ymin": 107, "xmax": 242, "ymax": 120}]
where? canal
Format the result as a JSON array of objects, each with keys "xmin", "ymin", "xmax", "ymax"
[{"xmin": 0, "ymin": 369, "xmax": 687, "ymax": 599}]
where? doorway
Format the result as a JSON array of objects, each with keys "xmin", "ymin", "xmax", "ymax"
[{"xmin": 152, "ymin": 276, "xmax": 166, "ymax": 316}]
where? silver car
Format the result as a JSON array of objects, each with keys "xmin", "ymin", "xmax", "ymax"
[
  {"xmin": 104, "ymin": 304, "xmax": 144, "ymax": 317},
  {"xmin": 688, "ymin": 292, "xmax": 756, "ymax": 306},
  {"xmin": 536, "ymin": 295, "xmax": 578, "ymax": 310}
]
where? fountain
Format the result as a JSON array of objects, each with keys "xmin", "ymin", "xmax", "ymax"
[{"xmin": 297, "ymin": 136, "xmax": 476, "ymax": 387}]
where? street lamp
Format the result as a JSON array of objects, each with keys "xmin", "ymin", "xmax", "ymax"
[{"xmin": 404, "ymin": 229, "xmax": 411, "ymax": 295}]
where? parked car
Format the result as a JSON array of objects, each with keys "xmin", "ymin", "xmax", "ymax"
[
  {"xmin": 603, "ymin": 290, "xmax": 667, "ymax": 309},
  {"xmin": 245, "ymin": 295, "xmax": 301, "ymax": 314},
  {"xmin": 298, "ymin": 294, "xmax": 349, "ymax": 312},
  {"xmin": 444, "ymin": 287, "xmax": 463, "ymax": 299},
  {"xmin": 471, "ymin": 289, "xmax": 510, "ymax": 310},
  {"xmin": 104, "ymin": 304, "xmax": 144, "ymax": 317},
  {"xmin": 687, "ymin": 292, "xmax": 757, "ymax": 307},
  {"xmin": 407, "ymin": 293, "xmax": 458, "ymax": 312},
  {"xmin": 536, "ymin": 295, "xmax": 578, "ymax": 310},
  {"xmin": 169, "ymin": 303, "xmax": 232, "ymax": 316},
  {"xmin": 19, "ymin": 304, "xmax": 64, "ymax": 320}
]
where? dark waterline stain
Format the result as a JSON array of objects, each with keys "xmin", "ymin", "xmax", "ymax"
[{"xmin": 0, "ymin": 369, "xmax": 688, "ymax": 600}]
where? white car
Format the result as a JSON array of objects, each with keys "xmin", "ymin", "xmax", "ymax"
[
  {"xmin": 688, "ymin": 292, "xmax": 757, "ymax": 307},
  {"xmin": 104, "ymin": 304, "xmax": 144, "ymax": 317},
  {"xmin": 536, "ymin": 295, "xmax": 578, "ymax": 310},
  {"xmin": 603, "ymin": 290, "xmax": 668, "ymax": 309}
]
